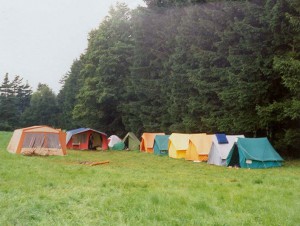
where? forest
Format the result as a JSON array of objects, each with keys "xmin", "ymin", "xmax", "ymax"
[{"xmin": 0, "ymin": 0, "xmax": 299, "ymax": 156}]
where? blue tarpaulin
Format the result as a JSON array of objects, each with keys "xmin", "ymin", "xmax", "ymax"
[{"xmin": 216, "ymin": 133, "xmax": 228, "ymax": 144}]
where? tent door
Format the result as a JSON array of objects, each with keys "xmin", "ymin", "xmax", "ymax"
[{"xmin": 228, "ymin": 144, "xmax": 240, "ymax": 167}]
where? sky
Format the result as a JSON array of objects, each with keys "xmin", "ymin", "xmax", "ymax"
[{"xmin": 0, "ymin": 0, "xmax": 145, "ymax": 93}]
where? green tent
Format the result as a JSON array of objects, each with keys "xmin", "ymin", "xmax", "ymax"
[
  {"xmin": 122, "ymin": 132, "xmax": 140, "ymax": 151},
  {"xmin": 111, "ymin": 141, "xmax": 125, "ymax": 151},
  {"xmin": 226, "ymin": 137, "xmax": 283, "ymax": 169},
  {"xmin": 154, "ymin": 135, "xmax": 170, "ymax": 155}
]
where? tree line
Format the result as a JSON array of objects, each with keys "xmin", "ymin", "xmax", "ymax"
[{"xmin": 1, "ymin": 0, "xmax": 299, "ymax": 156}]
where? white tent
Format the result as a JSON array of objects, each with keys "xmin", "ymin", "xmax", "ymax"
[
  {"xmin": 207, "ymin": 135, "xmax": 244, "ymax": 166},
  {"xmin": 108, "ymin": 135, "xmax": 122, "ymax": 148}
]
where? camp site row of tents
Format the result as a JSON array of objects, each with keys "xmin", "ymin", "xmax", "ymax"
[
  {"xmin": 6, "ymin": 126, "xmax": 140, "ymax": 155},
  {"xmin": 6, "ymin": 126, "xmax": 283, "ymax": 169},
  {"xmin": 140, "ymin": 132, "xmax": 284, "ymax": 169}
]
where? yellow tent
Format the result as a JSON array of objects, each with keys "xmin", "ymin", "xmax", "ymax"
[
  {"xmin": 140, "ymin": 132, "xmax": 165, "ymax": 153},
  {"xmin": 7, "ymin": 125, "xmax": 67, "ymax": 156},
  {"xmin": 186, "ymin": 134, "xmax": 213, "ymax": 161},
  {"xmin": 168, "ymin": 133, "xmax": 191, "ymax": 159}
]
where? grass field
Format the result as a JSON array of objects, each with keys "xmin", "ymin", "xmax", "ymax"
[{"xmin": 0, "ymin": 131, "xmax": 299, "ymax": 225}]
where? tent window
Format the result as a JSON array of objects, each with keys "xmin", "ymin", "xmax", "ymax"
[
  {"xmin": 47, "ymin": 134, "xmax": 60, "ymax": 148},
  {"xmin": 73, "ymin": 134, "xmax": 87, "ymax": 144},
  {"xmin": 23, "ymin": 133, "xmax": 60, "ymax": 148},
  {"xmin": 23, "ymin": 133, "xmax": 45, "ymax": 148}
]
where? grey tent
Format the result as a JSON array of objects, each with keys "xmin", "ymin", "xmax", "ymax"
[
  {"xmin": 208, "ymin": 135, "xmax": 244, "ymax": 166},
  {"xmin": 122, "ymin": 132, "xmax": 140, "ymax": 150}
]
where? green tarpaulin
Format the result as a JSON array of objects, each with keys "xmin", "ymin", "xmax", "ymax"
[
  {"xmin": 111, "ymin": 142, "xmax": 125, "ymax": 151},
  {"xmin": 154, "ymin": 135, "xmax": 170, "ymax": 155},
  {"xmin": 122, "ymin": 132, "xmax": 140, "ymax": 150},
  {"xmin": 226, "ymin": 137, "xmax": 283, "ymax": 169}
]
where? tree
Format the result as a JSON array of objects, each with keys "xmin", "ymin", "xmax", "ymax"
[
  {"xmin": 57, "ymin": 58, "xmax": 85, "ymax": 129},
  {"xmin": 0, "ymin": 74, "xmax": 17, "ymax": 130},
  {"xmin": 72, "ymin": 3, "xmax": 134, "ymax": 135},
  {"xmin": 22, "ymin": 83, "xmax": 59, "ymax": 126}
]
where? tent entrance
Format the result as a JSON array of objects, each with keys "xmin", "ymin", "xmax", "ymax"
[{"xmin": 228, "ymin": 144, "xmax": 240, "ymax": 167}]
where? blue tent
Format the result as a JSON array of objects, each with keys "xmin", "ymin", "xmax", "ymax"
[
  {"xmin": 226, "ymin": 137, "xmax": 283, "ymax": 169},
  {"xmin": 154, "ymin": 135, "xmax": 170, "ymax": 155}
]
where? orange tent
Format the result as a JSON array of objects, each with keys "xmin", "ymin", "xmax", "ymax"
[
  {"xmin": 140, "ymin": 132, "xmax": 165, "ymax": 153},
  {"xmin": 186, "ymin": 134, "xmax": 213, "ymax": 161},
  {"xmin": 7, "ymin": 125, "xmax": 66, "ymax": 156}
]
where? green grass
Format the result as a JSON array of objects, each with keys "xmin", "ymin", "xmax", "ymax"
[{"xmin": 0, "ymin": 131, "xmax": 299, "ymax": 225}]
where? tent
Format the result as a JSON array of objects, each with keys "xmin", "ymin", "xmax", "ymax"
[
  {"xmin": 208, "ymin": 134, "xmax": 244, "ymax": 166},
  {"xmin": 185, "ymin": 134, "xmax": 213, "ymax": 161},
  {"xmin": 140, "ymin": 132, "xmax": 165, "ymax": 153},
  {"xmin": 153, "ymin": 135, "xmax": 170, "ymax": 155},
  {"xmin": 108, "ymin": 135, "xmax": 122, "ymax": 149},
  {"xmin": 111, "ymin": 142, "xmax": 125, "ymax": 150},
  {"xmin": 122, "ymin": 132, "xmax": 140, "ymax": 150},
  {"xmin": 226, "ymin": 137, "xmax": 283, "ymax": 168},
  {"xmin": 168, "ymin": 133, "xmax": 191, "ymax": 159},
  {"xmin": 66, "ymin": 128, "xmax": 108, "ymax": 150},
  {"xmin": 7, "ymin": 125, "xmax": 66, "ymax": 156}
]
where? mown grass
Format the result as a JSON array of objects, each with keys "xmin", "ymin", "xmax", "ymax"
[{"xmin": 0, "ymin": 131, "xmax": 299, "ymax": 225}]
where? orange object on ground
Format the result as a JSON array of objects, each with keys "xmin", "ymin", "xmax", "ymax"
[
  {"xmin": 186, "ymin": 134, "xmax": 213, "ymax": 161},
  {"xmin": 66, "ymin": 128, "xmax": 108, "ymax": 150},
  {"xmin": 140, "ymin": 132, "xmax": 165, "ymax": 153},
  {"xmin": 7, "ymin": 125, "xmax": 66, "ymax": 156}
]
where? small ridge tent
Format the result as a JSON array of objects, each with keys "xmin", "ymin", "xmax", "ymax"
[
  {"xmin": 185, "ymin": 134, "xmax": 213, "ymax": 161},
  {"xmin": 111, "ymin": 142, "xmax": 125, "ymax": 150},
  {"xmin": 153, "ymin": 135, "xmax": 170, "ymax": 155},
  {"xmin": 7, "ymin": 125, "xmax": 66, "ymax": 156},
  {"xmin": 168, "ymin": 133, "xmax": 191, "ymax": 159},
  {"xmin": 122, "ymin": 132, "xmax": 140, "ymax": 150},
  {"xmin": 66, "ymin": 128, "xmax": 108, "ymax": 150},
  {"xmin": 108, "ymin": 135, "xmax": 122, "ymax": 149},
  {"xmin": 140, "ymin": 132, "xmax": 165, "ymax": 153},
  {"xmin": 208, "ymin": 134, "xmax": 244, "ymax": 166},
  {"xmin": 226, "ymin": 137, "xmax": 283, "ymax": 168}
]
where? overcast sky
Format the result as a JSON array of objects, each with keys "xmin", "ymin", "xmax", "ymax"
[{"xmin": 0, "ymin": 0, "xmax": 145, "ymax": 93}]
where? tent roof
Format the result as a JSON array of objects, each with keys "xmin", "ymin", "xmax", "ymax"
[
  {"xmin": 154, "ymin": 135, "xmax": 170, "ymax": 150},
  {"xmin": 237, "ymin": 138, "xmax": 283, "ymax": 161},
  {"xmin": 21, "ymin": 125, "xmax": 61, "ymax": 133},
  {"xmin": 169, "ymin": 133, "xmax": 191, "ymax": 150},
  {"xmin": 122, "ymin": 132, "xmax": 139, "ymax": 143},
  {"xmin": 212, "ymin": 135, "xmax": 244, "ymax": 159},
  {"xmin": 66, "ymin": 128, "xmax": 107, "ymax": 144},
  {"xmin": 141, "ymin": 133, "xmax": 165, "ymax": 148},
  {"xmin": 189, "ymin": 134, "xmax": 212, "ymax": 154},
  {"xmin": 216, "ymin": 133, "xmax": 228, "ymax": 144}
]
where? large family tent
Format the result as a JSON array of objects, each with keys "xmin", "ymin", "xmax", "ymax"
[
  {"xmin": 185, "ymin": 134, "xmax": 213, "ymax": 161},
  {"xmin": 66, "ymin": 128, "xmax": 108, "ymax": 150},
  {"xmin": 208, "ymin": 134, "xmax": 244, "ymax": 166},
  {"xmin": 226, "ymin": 137, "xmax": 284, "ymax": 169},
  {"xmin": 122, "ymin": 132, "xmax": 140, "ymax": 150},
  {"xmin": 7, "ymin": 125, "xmax": 66, "ymax": 156},
  {"xmin": 153, "ymin": 135, "xmax": 170, "ymax": 155},
  {"xmin": 140, "ymin": 132, "xmax": 165, "ymax": 153},
  {"xmin": 168, "ymin": 133, "xmax": 191, "ymax": 159}
]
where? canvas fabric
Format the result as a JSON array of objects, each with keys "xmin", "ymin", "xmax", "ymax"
[
  {"xmin": 140, "ymin": 133, "xmax": 165, "ymax": 153},
  {"xmin": 122, "ymin": 132, "xmax": 140, "ymax": 150},
  {"xmin": 226, "ymin": 137, "xmax": 283, "ymax": 169},
  {"xmin": 154, "ymin": 135, "xmax": 170, "ymax": 155},
  {"xmin": 208, "ymin": 135, "xmax": 244, "ymax": 166},
  {"xmin": 186, "ymin": 134, "xmax": 212, "ymax": 161},
  {"xmin": 168, "ymin": 133, "xmax": 191, "ymax": 159}
]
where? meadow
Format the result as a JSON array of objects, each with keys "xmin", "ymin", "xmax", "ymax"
[{"xmin": 0, "ymin": 131, "xmax": 299, "ymax": 225}]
